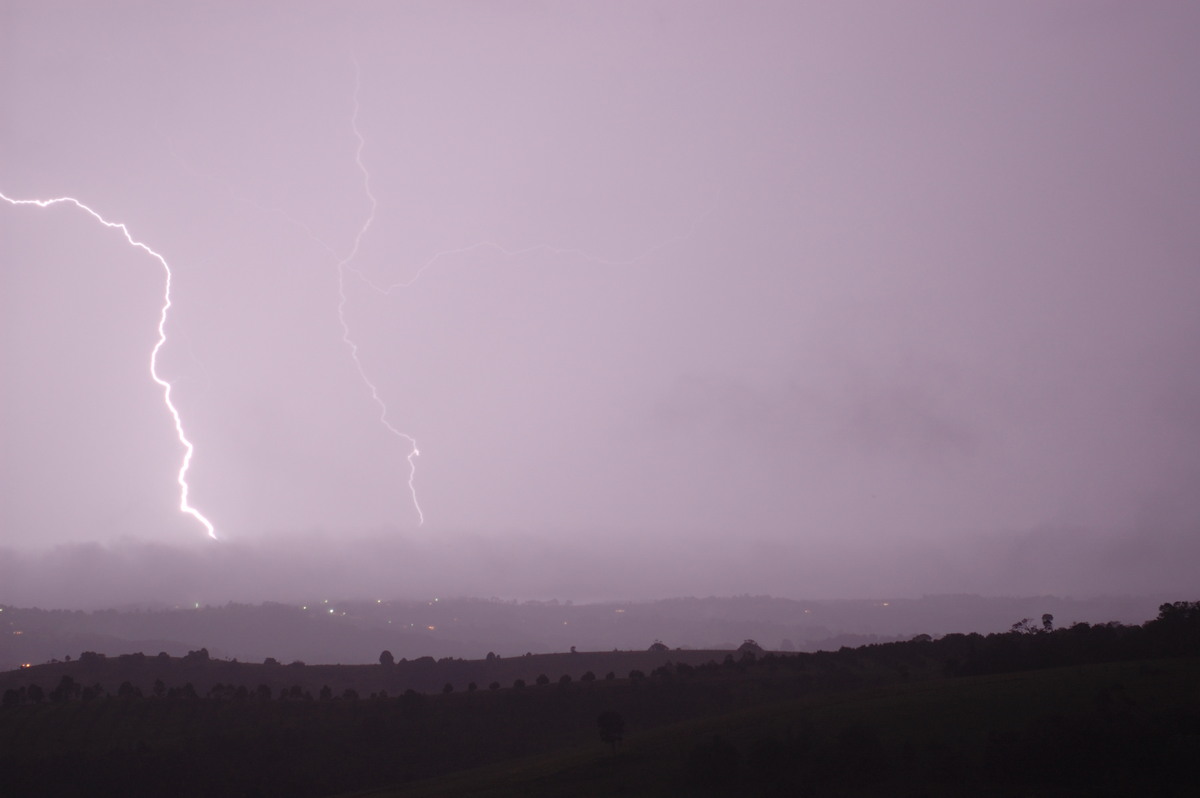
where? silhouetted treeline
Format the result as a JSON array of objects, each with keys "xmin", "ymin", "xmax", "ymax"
[{"xmin": 0, "ymin": 602, "xmax": 1196, "ymax": 797}]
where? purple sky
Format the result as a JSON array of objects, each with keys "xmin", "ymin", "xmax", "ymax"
[{"xmin": 3, "ymin": 1, "xmax": 1199, "ymax": 605}]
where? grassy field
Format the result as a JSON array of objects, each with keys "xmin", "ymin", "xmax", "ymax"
[{"xmin": 345, "ymin": 656, "xmax": 1200, "ymax": 797}]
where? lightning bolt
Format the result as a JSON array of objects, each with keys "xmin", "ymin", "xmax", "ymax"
[
  {"xmin": 161, "ymin": 57, "xmax": 709, "ymax": 532},
  {"xmin": 335, "ymin": 58, "xmax": 424, "ymax": 525},
  {"xmin": 290, "ymin": 57, "xmax": 707, "ymax": 530},
  {"xmin": 1, "ymin": 191, "xmax": 218, "ymax": 540}
]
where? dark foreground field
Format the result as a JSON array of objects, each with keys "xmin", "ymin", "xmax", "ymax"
[
  {"xmin": 2, "ymin": 602, "xmax": 1197, "ymax": 797},
  {"xmin": 360, "ymin": 657, "xmax": 1199, "ymax": 798}
]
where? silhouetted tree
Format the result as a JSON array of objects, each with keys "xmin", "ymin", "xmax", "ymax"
[
  {"xmin": 379, "ymin": 650, "xmax": 394, "ymax": 667},
  {"xmin": 1147, "ymin": 601, "xmax": 1200, "ymax": 655},
  {"xmin": 78, "ymin": 651, "xmax": 105, "ymax": 666},
  {"xmin": 581, "ymin": 671, "xmax": 596, "ymax": 682},
  {"xmin": 536, "ymin": 674, "xmax": 550, "ymax": 686},
  {"xmin": 1042, "ymin": 614, "xmax": 1054, "ymax": 633},
  {"xmin": 50, "ymin": 675, "xmax": 79, "ymax": 703},
  {"xmin": 597, "ymin": 710, "xmax": 625, "ymax": 753},
  {"xmin": 1011, "ymin": 618, "xmax": 1038, "ymax": 635},
  {"xmin": 400, "ymin": 689, "xmax": 427, "ymax": 713},
  {"xmin": 183, "ymin": 647, "xmax": 210, "ymax": 663},
  {"xmin": 489, "ymin": 681, "xmax": 500, "ymax": 691},
  {"xmin": 649, "ymin": 640, "xmax": 669, "ymax": 652}
]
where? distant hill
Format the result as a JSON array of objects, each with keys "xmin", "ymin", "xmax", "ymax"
[{"xmin": 0, "ymin": 593, "xmax": 1167, "ymax": 670}]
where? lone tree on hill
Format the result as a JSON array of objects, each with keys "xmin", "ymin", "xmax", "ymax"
[{"xmin": 379, "ymin": 650, "xmax": 395, "ymax": 667}]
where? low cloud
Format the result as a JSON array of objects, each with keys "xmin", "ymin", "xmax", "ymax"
[{"xmin": 2, "ymin": 523, "xmax": 1196, "ymax": 610}]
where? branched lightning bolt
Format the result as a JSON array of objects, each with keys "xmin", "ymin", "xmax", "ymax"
[
  {"xmin": 335, "ymin": 59, "xmax": 424, "ymax": 525},
  {"xmin": 162, "ymin": 57, "xmax": 710, "ymax": 531},
  {"xmin": 1, "ymin": 191, "xmax": 218, "ymax": 540},
  {"xmin": 311, "ymin": 57, "xmax": 709, "ymax": 529}
]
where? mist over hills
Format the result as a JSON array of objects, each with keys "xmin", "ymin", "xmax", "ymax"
[
  {"xmin": 0, "ymin": 593, "xmax": 1169, "ymax": 672},
  {"xmin": 1, "ymin": 524, "xmax": 1197, "ymax": 611},
  {"xmin": 2, "ymin": 533, "xmax": 1189, "ymax": 672}
]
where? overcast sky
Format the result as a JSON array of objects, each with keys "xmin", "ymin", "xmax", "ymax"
[{"xmin": 2, "ymin": 1, "xmax": 1198, "ymax": 606}]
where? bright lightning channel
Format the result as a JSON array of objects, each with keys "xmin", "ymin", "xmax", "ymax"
[{"xmin": 0, "ymin": 191, "xmax": 218, "ymax": 540}]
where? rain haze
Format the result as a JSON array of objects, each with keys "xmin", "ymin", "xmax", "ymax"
[{"xmin": 2, "ymin": 1, "xmax": 1199, "ymax": 608}]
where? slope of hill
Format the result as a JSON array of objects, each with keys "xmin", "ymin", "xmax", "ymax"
[
  {"xmin": 1, "ymin": 601, "xmax": 1196, "ymax": 797},
  {"xmin": 359, "ymin": 656, "xmax": 1200, "ymax": 797}
]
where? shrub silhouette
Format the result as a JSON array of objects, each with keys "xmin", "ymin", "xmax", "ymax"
[{"xmin": 597, "ymin": 710, "xmax": 625, "ymax": 753}]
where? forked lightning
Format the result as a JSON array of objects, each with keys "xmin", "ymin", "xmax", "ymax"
[{"xmin": 1, "ymin": 191, "xmax": 218, "ymax": 539}]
